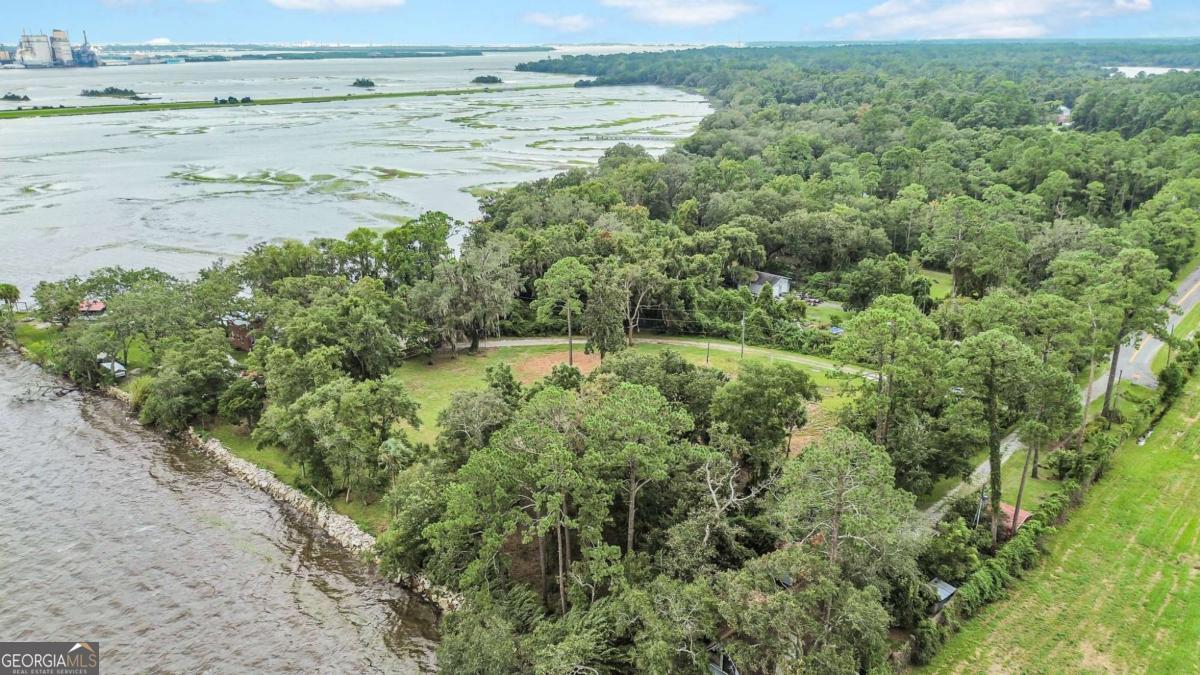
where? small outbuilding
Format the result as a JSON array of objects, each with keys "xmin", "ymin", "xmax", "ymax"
[
  {"xmin": 78, "ymin": 299, "xmax": 107, "ymax": 317},
  {"xmin": 997, "ymin": 502, "xmax": 1035, "ymax": 537},
  {"xmin": 746, "ymin": 271, "xmax": 791, "ymax": 298},
  {"xmin": 930, "ymin": 577, "xmax": 957, "ymax": 614},
  {"xmin": 96, "ymin": 353, "xmax": 127, "ymax": 379}
]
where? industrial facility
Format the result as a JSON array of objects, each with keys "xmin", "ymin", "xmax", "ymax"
[{"xmin": 3, "ymin": 30, "xmax": 100, "ymax": 68}]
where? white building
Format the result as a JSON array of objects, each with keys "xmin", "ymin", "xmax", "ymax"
[
  {"xmin": 746, "ymin": 271, "xmax": 791, "ymax": 297},
  {"xmin": 17, "ymin": 33, "xmax": 53, "ymax": 68},
  {"xmin": 50, "ymin": 30, "xmax": 73, "ymax": 66}
]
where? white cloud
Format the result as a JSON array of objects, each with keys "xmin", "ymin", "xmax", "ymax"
[
  {"xmin": 146, "ymin": 37, "xmax": 172, "ymax": 45},
  {"xmin": 600, "ymin": 0, "xmax": 755, "ymax": 27},
  {"xmin": 524, "ymin": 12, "xmax": 597, "ymax": 32},
  {"xmin": 266, "ymin": 0, "xmax": 406, "ymax": 10},
  {"xmin": 830, "ymin": 0, "xmax": 1152, "ymax": 39}
]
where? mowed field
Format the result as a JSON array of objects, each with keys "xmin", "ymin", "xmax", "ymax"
[
  {"xmin": 923, "ymin": 377, "xmax": 1200, "ymax": 674},
  {"xmin": 389, "ymin": 339, "xmax": 853, "ymax": 445}
]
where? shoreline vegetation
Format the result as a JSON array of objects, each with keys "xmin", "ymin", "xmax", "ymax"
[{"xmin": 0, "ymin": 83, "xmax": 574, "ymax": 120}]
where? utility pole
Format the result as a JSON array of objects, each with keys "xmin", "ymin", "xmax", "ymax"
[
  {"xmin": 740, "ymin": 311, "xmax": 746, "ymax": 359},
  {"xmin": 706, "ymin": 333, "xmax": 711, "ymax": 366}
]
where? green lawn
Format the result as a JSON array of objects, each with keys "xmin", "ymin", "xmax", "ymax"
[
  {"xmin": 207, "ymin": 422, "xmax": 392, "ymax": 535},
  {"xmin": 13, "ymin": 319, "xmax": 63, "ymax": 359},
  {"xmin": 391, "ymin": 340, "xmax": 850, "ymax": 445},
  {"xmin": 921, "ymin": 268, "xmax": 954, "ymax": 300},
  {"xmin": 805, "ymin": 303, "xmax": 847, "ymax": 327},
  {"xmin": 922, "ymin": 375, "xmax": 1200, "ymax": 673},
  {"xmin": 999, "ymin": 445, "xmax": 1061, "ymax": 508}
]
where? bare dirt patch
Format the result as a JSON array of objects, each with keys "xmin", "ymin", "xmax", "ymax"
[
  {"xmin": 513, "ymin": 348, "xmax": 601, "ymax": 383},
  {"xmin": 1079, "ymin": 640, "xmax": 1116, "ymax": 672}
]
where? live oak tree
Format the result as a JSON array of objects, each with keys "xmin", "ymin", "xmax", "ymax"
[
  {"xmin": 32, "ymin": 277, "xmax": 84, "ymax": 329},
  {"xmin": 436, "ymin": 239, "xmax": 521, "ymax": 352},
  {"xmin": 532, "ymin": 257, "xmax": 591, "ymax": 366},
  {"xmin": 139, "ymin": 329, "xmax": 238, "ymax": 432},
  {"xmin": 582, "ymin": 260, "xmax": 628, "ymax": 359},
  {"xmin": 435, "ymin": 388, "xmax": 513, "ymax": 469},
  {"xmin": 303, "ymin": 374, "xmax": 421, "ymax": 504},
  {"xmin": 710, "ymin": 360, "xmax": 819, "ymax": 476}
]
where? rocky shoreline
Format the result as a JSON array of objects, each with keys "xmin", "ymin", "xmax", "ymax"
[
  {"xmin": 183, "ymin": 429, "xmax": 462, "ymax": 612},
  {"xmin": 4, "ymin": 339, "xmax": 462, "ymax": 613}
]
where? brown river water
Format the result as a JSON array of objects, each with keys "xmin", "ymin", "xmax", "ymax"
[{"xmin": 0, "ymin": 352, "xmax": 439, "ymax": 672}]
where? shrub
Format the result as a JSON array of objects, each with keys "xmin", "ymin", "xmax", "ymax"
[
  {"xmin": 218, "ymin": 376, "xmax": 265, "ymax": 427},
  {"xmin": 912, "ymin": 619, "xmax": 948, "ymax": 665},
  {"xmin": 127, "ymin": 376, "xmax": 153, "ymax": 412},
  {"xmin": 920, "ymin": 517, "xmax": 981, "ymax": 584}
]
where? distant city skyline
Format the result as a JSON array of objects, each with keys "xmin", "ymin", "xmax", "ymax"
[{"xmin": 3, "ymin": 0, "xmax": 1198, "ymax": 46}]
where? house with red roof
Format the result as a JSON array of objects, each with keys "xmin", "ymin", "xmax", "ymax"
[{"xmin": 78, "ymin": 299, "xmax": 106, "ymax": 318}]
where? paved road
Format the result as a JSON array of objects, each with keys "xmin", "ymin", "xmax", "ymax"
[
  {"xmin": 1119, "ymin": 262, "xmax": 1200, "ymax": 388},
  {"xmin": 926, "ymin": 264, "xmax": 1200, "ymax": 524}
]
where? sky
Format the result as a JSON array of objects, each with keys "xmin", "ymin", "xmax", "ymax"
[{"xmin": 2, "ymin": 0, "xmax": 1198, "ymax": 46}]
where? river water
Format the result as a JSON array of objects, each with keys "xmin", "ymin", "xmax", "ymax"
[
  {"xmin": 0, "ymin": 352, "xmax": 440, "ymax": 672},
  {"xmin": 0, "ymin": 50, "xmax": 709, "ymax": 294}
]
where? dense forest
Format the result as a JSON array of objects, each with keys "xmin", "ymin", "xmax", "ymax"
[{"xmin": 8, "ymin": 42, "xmax": 1200, "ymax": 673}]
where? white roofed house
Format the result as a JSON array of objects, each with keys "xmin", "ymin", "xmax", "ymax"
[{"xmin": 746, "ymin": 271, "xmax": 791, "ymax": 298}]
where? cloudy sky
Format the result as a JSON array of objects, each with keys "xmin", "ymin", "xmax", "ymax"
[{"xmin": 3, "ymin": 0, "xmax": 1195, "ymax": 44}]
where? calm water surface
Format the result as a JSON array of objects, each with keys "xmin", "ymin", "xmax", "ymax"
[
  {"xmin": 0, "ymin": 352, "xmax": 439, "ymax": 672},
  {"xmin": 0, "ymin": 52, "xmax": 709, "ymax": 293}
]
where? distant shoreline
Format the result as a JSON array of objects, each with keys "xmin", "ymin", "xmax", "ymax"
[{"xmin": 0, "ymin": 82, "xmax": 576, "ymax": 120}]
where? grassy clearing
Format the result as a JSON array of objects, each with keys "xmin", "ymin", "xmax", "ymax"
[
  {"xmin": 390, "ymin": 340, "xmax": 850, "ymax": 445},
  {"xmin": 13, "ymin": 319, "xmax": 62, "ymax": 360},
  {"xmin": 922, "ymin": 375, "xmax": 1200, "ymax": 673},
  {"xmin": 921, "ymin": 268, "xmax": 954, "ymax": 300},
  {"xmin": 208, "ymin": 339, "xmax": 848, "ymax": 535},
  {"xmin": 806, "ymin": 303, "xmax": 847, "ymax": 327},
  {"xmin": 0, "ymin": 83, "xmax": 574, "ymax": 120},
  {"xmin": 999, "ymin": 445, "xmax": 1061, "ymax": 508}
]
